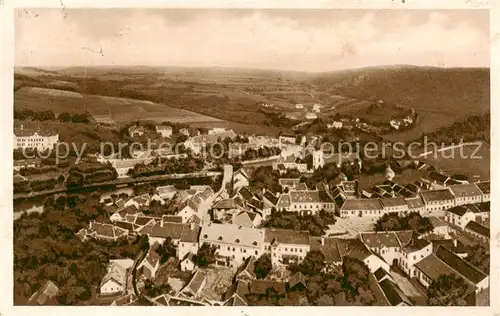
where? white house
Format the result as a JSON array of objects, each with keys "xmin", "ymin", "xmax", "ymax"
[
  {"xmin": 199, "ymin": 223, "xmax": 265, "ymax": 268},
  {"xmin": 233, "ymin": 169, "xmax": 250, "ymax": 192},
  {"xmin": 381, "ymin": 197, "xmax": 409, "ymax": 216},
  {"xmin": 264, "ymin": 228, "xmax": 310, "ymax": 266},
  {"xmin": 137, "ymin": 249, "xmax": 161, "ymax": 281},
  {"xmin": 100, "ymin": 261, "xmax": 129, "ymax": 296},
  {"xmin": 476, "ymin": 181, "xmax": 490, "ymax": 202},
  {"xmin": 339, "ymin": 199, "xmax": 384, "ymax": 218},
  {"xmin": 327, "ymin": 121, "xmax": 343, "ymax": 129},
  {"xmin": 14, "ymin": 125, "xmax": 59, "ymax": 150},
  {"xmin": 305, "ymin": 112, "xmax": 317, "ymax": 120},
  {"xmin": 128, "ymin": 125, "xmax": 145, "ymax": 137},
  {"xmin": 360, "ymin": 232, "xmax": 403, "ymax": 266},
  {"xmin": 180, "ymin": 253, "xmax": 197, "ymax": 272},
  {"xmin": 420, "ymin": 189, "xmax": 455, "ymax": 212},
  {"xmin": 445, "ymin": 206, "xmax": 476, "ymax": 229},
  {"xmin": 399, "ymin": 238, "xmax": 432, "ymax": 278},
  {"xmin": 156, "ymin": 125, "xmax": 173, "ymax": 138},
  {"xmin": 415, "ymin": 246, "xmax": 489, "ymax": 291},
  {"xmin": 338, "ymin": 238, "xmax": 390, "ymax": 273}
]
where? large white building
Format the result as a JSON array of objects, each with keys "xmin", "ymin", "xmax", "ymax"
[
  {"xmin": 199, "ymin": 223, "xmax": 265, "ymax": 268},
  {"xmin": 13, "ymin": 126, "xmax": 59, "ymax": 150}
]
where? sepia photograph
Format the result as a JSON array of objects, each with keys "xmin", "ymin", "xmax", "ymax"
[{"xmin": 11, "ymin": 7, "xmax": 491, "ymax": 307}]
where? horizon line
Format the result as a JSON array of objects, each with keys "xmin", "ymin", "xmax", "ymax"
[{"xmin": 14, "ymin": 64, "xmax": 490, "ymax": 74}]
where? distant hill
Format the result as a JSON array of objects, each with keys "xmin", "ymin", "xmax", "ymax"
[
  {"xmin": 13, "ymin": 65, "xmax": 490, "ymax": 139},
  {"xmin": 307, "ymin": 66, "xmax": 489, "ymax": 140}
]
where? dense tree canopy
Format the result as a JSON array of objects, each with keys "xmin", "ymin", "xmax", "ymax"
[{"xmin": 427, "ymin": 274, "xmax": 469, "ymax": 306}]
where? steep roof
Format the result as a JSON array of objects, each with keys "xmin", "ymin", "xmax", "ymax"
[
  {"xmin": 138, "ymin": 221, "xmax": 186, "ymax": 240},
  {"xmin": 100, "ymin": 262, "xmax": 127, "ymax": 288},
  {"xmin": 276, "ymin": 194, "xmax": 291, "ymax": 208},
  {"xmin": 337, "ymin": 238, "xmax": 372, "ymax": 261},
  {"xmin": 28, "ymin": 280, "xmax": 59, "ymax": 305},
  {"xmin": 428, "ymin": 171, "xmax": 449, "ymax": 183},
  {"xmin": 182, "ymin": 270, "xmax": 206, "ymax": 295},
  {"xmin": 476, "ymin": 181, "xmax": 490, "ymax": 195},
  {"xmin": 263, "ymin": 191, "xmax": 279, "ymax": 205},
  {"xmin": 414, "ymin": 254, "xmax": 458, "ymax": 281},
  {"xmin": 249, "ymin": 280, "xmax": 286, "ymax": 295},
  {"xmin": 236, "ymin": 256, "xmax": 257, "ymax": 279},
  {"xmin": 420, "ymin": 189, "xmax": 455, "ymax": 202},
  {"xmin": 394, "ymin": 231, "xmax": 414, "ymax": 247},
  {"xmin": 378, "ymin": 279, "xmax": 409, "ymax": 306},
  {"xmin": 464, "ymin": 221, "xmax": 489, "ymax": 238},
  {"xmin": 403, "ymin": 237, "xmax": 431, "ymax": 253},
  {"xmin": 264, "ymin": 228, "xmax": 310, "ymax": 245},
  {"xmin": 435, "ymin": 246, "xmax": 488, "ymax": 285},
  {"xmin": 288, "ymin": 272, "xmax": 307, "ymax": 288},
  {"xmin": 449, "ymin": 183, "xmax": 483, "ymax": 198},
  {"xmin": 360, "ymin": 232, "xmax": 401, "ymax": 249},
  {"xmin": 200, "ymin": 223, "xmax": 264, "ymax": 248},
  {"xmin": 447, "ymin": 206, "xmax": 470, "ymax": 217},
  {"xmin": 224, "ymin": 280, "xmax": 250, "ymax": 301},
  {"xmin": 289, "ymin": 190, "xmax": 321, "ymax": 203},
  {"xmin": 180, "ymin": 225, "xmax": 201, "ymax": 243},
  {"xmin": 309, "ymin": 237, "xmax": 342, "ymax": 263}
]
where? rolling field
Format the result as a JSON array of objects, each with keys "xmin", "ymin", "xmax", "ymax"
[{"xmin": 15, "ymin": 87, "xmax": 222, "ymax": 124}]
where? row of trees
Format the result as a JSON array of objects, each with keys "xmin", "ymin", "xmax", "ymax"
[
  {"xmin": 14, "ymin": 109, "xmax": 90, "ymax": 123},
  {"xmin": 262, "ymin": 210, "xmax": 335, "ymax": 237},
  {"xmin": 374, "ymin": 212, "xmax": 434, "ymax": 235}
]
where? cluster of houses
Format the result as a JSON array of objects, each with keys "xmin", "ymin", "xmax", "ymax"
[{"xmin": 69, "ymin": 157, "xmax": 490, "ymax": 306}]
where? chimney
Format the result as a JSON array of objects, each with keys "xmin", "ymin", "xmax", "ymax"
[
  {"xmin": 160, "ymin": 219, "xmax": 164, "ymax": 228},
  {"xmin": 321, "ymin": 237, "xmax": 325, "ymax": 246},
  {"xmin": 20, "ymin": 125, "xmax": 23, "ymax": 131},
  {"xmin": 453, "ymin": 238, "xmax": 457, "ymax": 247},
  {"xmin": 190, "ymin": 222, "xmax": 195, "ymax": 230}
]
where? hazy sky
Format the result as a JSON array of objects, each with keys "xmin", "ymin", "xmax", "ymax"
[{"xmin": 15, "ymin": 9, "xmax": 489, "ymax": 71}]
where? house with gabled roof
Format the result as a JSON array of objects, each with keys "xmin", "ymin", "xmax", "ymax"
[
  {"xmin": 235, "ymin": 256, "xmax": 257, "ymax": 282},
  {"xmin": 177, "ymin": 197, "xmax": 199, "ymax": 222},
  {"xmin": 377, "ymin": 279, "xmax": 412, "ymax": 306},
  {"xmin": 128, "ymin": 125, "xmax": 145, "ymax": 137},
  {"xmin": 309, "ymin": 237, "xmax": 342, "ymax": 270},
  {"xmin": 475, "ymin": 181, "xmax": 490, "ymax": 202},
  {"xmin": 28, "ymin": 280, "xmax": 59, "ymax": 305},
  {"xmin": 80, "ymin": 221, "xmax": 129, "ymax": 242},
  {"xmin": 199, "ymin": 223, "xmax": 265, "ymax": 268},
  {"xmin": 180, "ymin": 253, "xmax": 197, "ymax": 272},
  {"xmin": 399, "ymin": 237, "xmax": 432, "ymax": 278},
  {"xmin": 232, "ymin": 210, "xmax": 262, "ymax": 228},
  {"xmin": 445, "ymin": 205, "xmax": 476, "ymax": 229},
  {"xmin": 464, "ymin": 221, "xmax": 489, "ymax": 242},
  {"xmin": 223, "ymin": 280, "xmax": 250, "ymax": 306},
  {"xmin": 415, "ymin": 246, "xmax": 488, "ymax": 291},
  {"xmin": 337, "ymin": 238, "xmax": 390, "ymax": 273},
  {"xmin": 420, "ymin": 188, "xmax": 455, "ymax": 212},
  {"xmin": 179, "ymin": 270, "xmax": 207, "ymax": 298},
  {"xmin": 449, "ymin": 183, "xmax": 483, "ymax": 206},
  {"xmin": 137, "ymin": 249, "xmax": 161, "ymax": 281},
  {"xmin": 287, "ymin": 272, "xmax": 307, "ymax": 291},
  {"xmin": 100, "ymin": 261, "xmax": 129, "ymax": 296},
  {"xmin": 360, "ymin": 231, "xmax": 407, "ymax": 266},
  {"xmin": 264, "ymin": 228, "xmax": 310, "ymax": 266},
  {"xmin": 233, "ymin": 168, "xmax": 250, "ymax": 192}
]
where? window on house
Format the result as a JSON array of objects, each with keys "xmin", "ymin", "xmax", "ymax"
[{"xmin": 255, "ymin": 251, "xmax": 258, "ymax": 255}]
